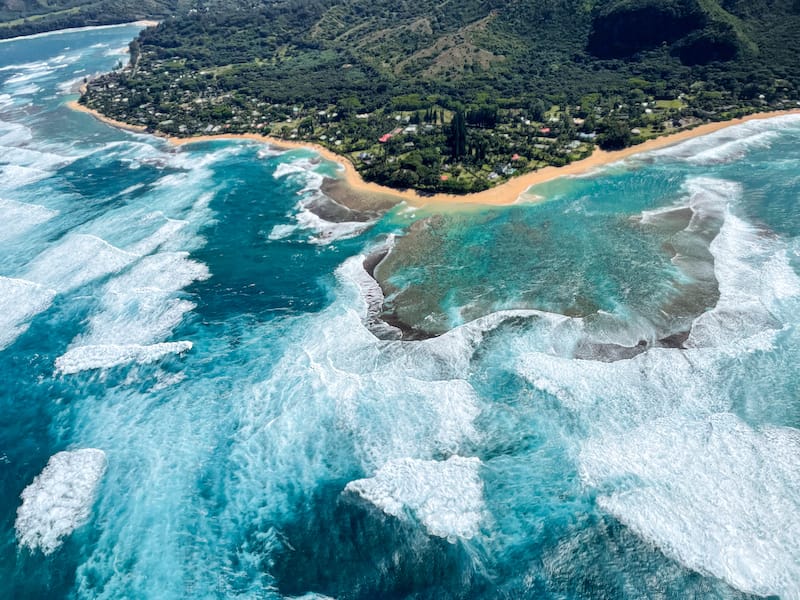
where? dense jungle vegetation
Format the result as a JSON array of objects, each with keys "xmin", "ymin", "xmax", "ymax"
[
  {"xmin": 51, "ymin": 0, "xmax": 800, "ymax": 191},
  {"xmin": 0, "ymin": 0, "xmax": 185, "ymax": 38}
]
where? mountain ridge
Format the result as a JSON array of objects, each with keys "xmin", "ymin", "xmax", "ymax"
[{"xmin": 35, "ymin": 0, "xmax": 800, "ymax": 192}]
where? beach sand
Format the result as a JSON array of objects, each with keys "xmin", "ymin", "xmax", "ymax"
[
  {"xmin": 67, "ymin": 100, "xmax": 148, "ymax": 133},
  {"xmin": 67, "ymin": 100, "xmax": 800, "ymax": 208}
]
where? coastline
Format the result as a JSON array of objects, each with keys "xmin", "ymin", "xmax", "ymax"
[
  {"xmin": 67, "ymin": 100, "xmax": 148, "ymax": 133},
  {"xmin": 0, "ymin": 20, "xmax": 158, "ymax": 43},
  {"xmin": 67, "ymin": 100, "xmax": 800, "ymax": 207}
]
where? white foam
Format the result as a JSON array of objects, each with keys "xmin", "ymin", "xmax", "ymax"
[
  {"xmin": 296, "ymin": 206, "xmax": 372, "ymax": 245},
  {"xmin": 336, "ymin": 251, "xmax": 397, "ymax": 337},
  {"xmin": 273, "ymin": 160, "xmax": 316, "ymax": 180},
  {"xmin": 0, "ymin": 276, "xmax": 56, "ymax": 350},
  {"xmin": 15, "ymin": 449, "xmax": 107, "ymax": 554},
  {"xmin": 4, "ymin": 67, "xmax": 54, "ymax": 86},
  {"xmin": 0, "ymin": 120, "xmax": 32, "ymax": 145},
  {"xmin": 104, "ymin": 46, "xmax": 129, "ymax": 57},
  {"xmin": 267, "ymin": 223, "xmax": 296, "ymax": 240},
  {"xmin": 127, "ymin": 217, "xmax": 190, "ymax": 255},
  {"xmin": 55, "ymin": 341, "xmax": 193, "ymax": 374},
  {"xmin": 25, "ymin": 234, "xmax": 138, "ymax": 292},
  {"xmin": 0, "ymin": 144, "xmax": 72, "ymax": 171},
  {"xmin": 0, "ymin": 60, "xmax": 49, "ymax": 72},
  {"xmin": 517, "ymin": 345, "xmax": 724, "ymax": 436},
  {"xmin": 635, "ymin": 176, "xmax": 730, "ymax": 224},
  {"xmin": 580, "ymin": 413, "xmax": 800, "ymax": 598},
  {"xmin": 346, "ymin": 456, "xmax": 484, "ymax": 541},
  {"xmin": 0, "ymin": 164, "xmax": 52, "ymax": 189},
  {"xmin": 688, "ymin": 203, "xmax": 800, "ymax": 347},
  {"xmin": 652, "ymin": 115, "xmax": 800, "ymax": 163},
  {"xmin": 269, "ymin": 207, "xmax": 371, "ymax": 245},
  {"xmin": 56, "ymin": 252, "xmax": 208, "ymax": 373},
  {"xmin": 0, "ymin": 198, "xmax": 58, "ymax": 240},
  {"xmin": 57, "ymin": 75, "xmax": 87, "ymax": 95},
  {"xmin": 257, "ymin": 147, "xmax": 282, "ymax": 159},
  {"xmin": 6, "ymin": 83, "xmax": 39, "ymax": 96}
]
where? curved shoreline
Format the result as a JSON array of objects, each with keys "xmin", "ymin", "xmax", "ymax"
[
  {"xmin": 0, "ymin": 20, "xmax": 158, "ymax": 43},
  {"xmin": 66, "ymin": 100, "xmax": 800, "ymax": 207}
]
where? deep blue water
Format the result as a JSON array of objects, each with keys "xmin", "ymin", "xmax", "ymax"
[{"xmin": 2, "ymin": 25, "xmax": 800, "ymax": 599}]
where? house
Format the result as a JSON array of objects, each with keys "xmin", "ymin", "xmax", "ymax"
[
  {"xmin": 379, "ymin": 133, "xmax": 393, "ymax": 143},
  {"xmin": 539, "ymin": 127, "xmax": 551, "ymax": 135}
]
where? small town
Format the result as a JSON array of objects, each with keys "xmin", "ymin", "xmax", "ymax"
[{"xmin": 82, "ymin": 51, "xmax": 798, "ymax": 193}]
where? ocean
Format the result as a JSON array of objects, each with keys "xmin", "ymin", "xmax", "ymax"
[{"xmin": 2, "ymin": 24, "xmax": 800, "ymax": 599}]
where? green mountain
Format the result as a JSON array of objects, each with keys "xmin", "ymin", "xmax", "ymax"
[
  {"xmin": 69, "ymin": 0, "xmax": 800, "ymax": 192},
  {"xmin": 91, "ymin": 0, "xmax": 800, "ymax": 98}
]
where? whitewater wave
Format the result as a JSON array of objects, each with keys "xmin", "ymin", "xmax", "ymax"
[
  {"xmin": 503, "ymin": 173, "xmax": 800, "ymax": 596},
  {"xmin": 57, "ymin": 252, "xmax": 208, "ymax": 373},
  {"xmin": 15, "ymin": 449, "xmax": 107, "ymax": 554},
  {"xmin": 580, "ymin": 413, "xmax": 800, "ymax": 598},
  {"xmin": 650, "ymin": 114, "xmax": 800, "ymax": 165},
  {"xmin": 346, "ymin": 456, "xmax": 484, "ymax": 542},
  {"xmin": 273, "ymin": 158, "xmax": 322, "ymax": 182},
  {"xmin": 0, "ymin": 164, "xmax": 53, "ymax": 189},
  {"xmin": 55, "ymin": 341, "xmax": 193, "ymax": 374},
  {"xmin": 0, "ymin": 198, "xmax": 58, "ymax": 241},
  {"xmin": 269, "ymin": 207, "xmax": 371, "ymax": 245},
  {"xmin": 0, "ymin": 120, "xmax": 33, "ymax": 145},
  {"xmin": 686, "ymin": 186, "xmax": 800, "ymax": 347},
  {"xmin": 24, "ymin": 233, "xmax": 138, "ymax": 292},
  {"xmin": 0, "ymin": 277, "xmax": 56, "ymax": 350},
  {"xmin": 0, "ymin": 144, "xmax": 73, "ymax": 171},
  {"xmin": 269, "ymin": 157, "xmax": 375, "ymax": 244}
]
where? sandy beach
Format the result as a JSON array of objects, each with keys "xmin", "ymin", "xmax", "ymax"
[
  {"xmin": 68, "ymin": 100, "xmax": 800, "ymax": 207},
  {"xmin": 67, "ymin": 100, "xmax": 149, "ymax": 133}
]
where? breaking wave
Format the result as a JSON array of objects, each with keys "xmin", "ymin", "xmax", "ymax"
[{"xmin": 15, "ymin": 449, "xmax": 107, "ymax": 555}]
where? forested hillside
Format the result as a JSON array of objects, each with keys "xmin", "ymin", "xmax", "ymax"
[
  {"xmin": 0, "ymin": 0, "xmax": 183, "ymax": 39},
  {"xmin": 77, "ymin": 0, "xmax": 800, "ymax": 192}
]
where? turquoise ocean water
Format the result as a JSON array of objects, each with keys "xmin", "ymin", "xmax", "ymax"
[{"xmin": 2, "ymin": 24, "xmax": 800, "ymax": 599}]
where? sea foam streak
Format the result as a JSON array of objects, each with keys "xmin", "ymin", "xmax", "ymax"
[
  {"xmin": 650, "ymin": 114, "xmax": 800, "ymax": 164},
  {"xmin": 16, "ymin": 449, "xmax": 107, "ymax": 555},
  {"xmin": 346, "ymin": 456, "xmax": 484, "ymax": 541},
  {"xmin": 24, "ymin": 234, "xmax": 138, "ymax": 292},
  {"xmin": 56, "ymin": 253, "xmax": 208, "ymax": 373},
  {"xmin": 55, "ymin": 342, "xmax": 193, "ymax": 375}
]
